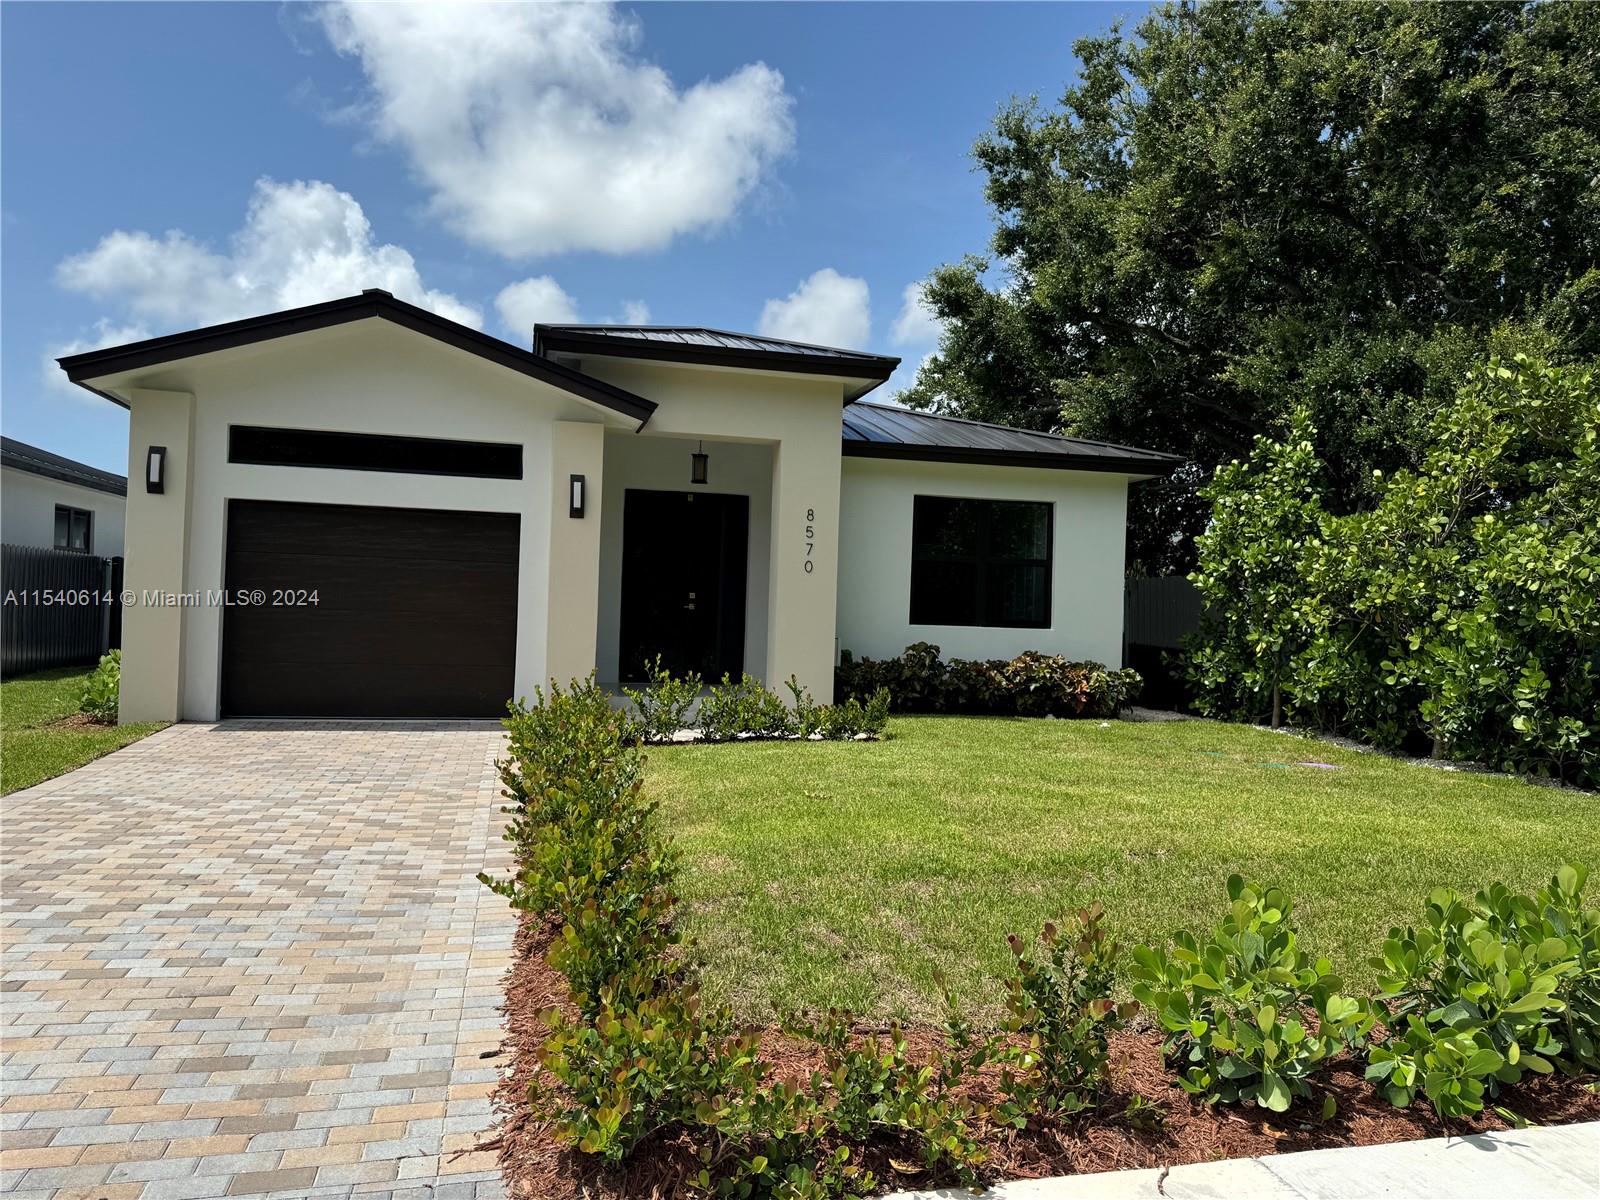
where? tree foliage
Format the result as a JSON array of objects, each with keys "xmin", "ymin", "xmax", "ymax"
[
  {"xmin": 1188, "ymin": 354, "xmax": 1600, "ymax": 787},
  {"xmin": 904, "ymin": 1, "xmax": 1600, "ymax": 572}
]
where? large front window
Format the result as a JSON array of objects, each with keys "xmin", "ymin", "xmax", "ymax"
[{"xmin": 910, "ymin": 496, "xmax": 1051, "ymax": 628}]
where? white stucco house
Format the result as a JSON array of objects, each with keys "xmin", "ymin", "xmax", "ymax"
[
  {"xmin": 57, "ymin": 290, "xmax": 1180, "ymax": 723},
  {"xmin": 1, "ymin": 436, "xmax": 127, "ymax": 558}
]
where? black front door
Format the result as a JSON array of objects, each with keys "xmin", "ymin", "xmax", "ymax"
[{"xmin": 618, "ymin": 489, "xmax": 748, "ymax": 683}]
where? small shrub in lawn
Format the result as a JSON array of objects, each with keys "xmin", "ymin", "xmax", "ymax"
[
  {"xmin": 1129, "ymin": 875, "xmax": 1372, "ymax": 1112},
  {"xmin": 623, "ymin": 656, "xmax": 703, "ymax": 743},
  {"xmin": 1365, "ymin": 864, "xmax": 1597, "ymax": 1113},
  {"xmin": 995, "ymin": 903, "xmax": 1136, "ymax": 1123},
  {"xmin": 78, "ymin": 650, "xmax": 121, "ymax": 724},
  {"xmin": 698, "ymin": 673, "xmax": 795, "ymax": 741}
]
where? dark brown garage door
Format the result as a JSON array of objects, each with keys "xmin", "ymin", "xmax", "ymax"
[{"xmin": 221, "ymin": 500, "xmax": 519, "ymax": 718}]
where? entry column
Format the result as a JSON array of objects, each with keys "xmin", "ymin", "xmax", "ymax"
[
  {"xmin": 545, "ymin": 420, "xmax": 605, "ymax": 687},
  {"xmin": 120, "ymin": 387, "xmax": 196, "ymax": 723},
  {"xmin": 765, "ymin": 423, "xmax": 842, "ymax": 702}
]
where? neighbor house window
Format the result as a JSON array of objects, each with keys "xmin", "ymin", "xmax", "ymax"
[
  {"xmin": 910, "ymin": 496, "xmax": 1051, "ymax": 628},
  {"xmin": 54, "ymin": 505, "xmax": 92, "ymax": 554}
]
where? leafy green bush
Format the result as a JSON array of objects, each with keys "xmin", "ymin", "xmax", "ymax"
[
  {"xmin": 1189, "ymin": 353, "xmax": 1600, "ymax": 785},
  {"xmin": 837, "ymin": 642, "xmax": 1141, "ymax": 718},
  {"xmin": 994, "ymin": 904, "xmax": 1135, "ymax": 1123},
  {"xmin": 698, "ymin": 673, "xmax": 796, "ymax": 741},
  {"xmin": 1365, "ymin": 864, "xmax": 1598, "ymax": 1114},
  {"xmin": 78, "ymin": 650, "xmax": 121, "ymax": 724},
  {"xmin": 623, "ymin": 656, "xmax": 703, "ymax": 743},
  {"xmin": 1130, "ymin": 876, "xmax": 1372, "ymax": 1112}
]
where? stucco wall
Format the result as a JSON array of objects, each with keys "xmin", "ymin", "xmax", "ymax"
[
  {"xmin": 595, "ymin": 432, "xmax": 773, "ymax": 684},
  {"xmin": 1, "ymin": 469, "xmax": 126, "ymax": 557},
  {"xmin": 836, "ymin": 457, "xmax": 1132, "ymax": 666},
  {"xmin": 120, "ymin": 320, "xmax": 609, "ymax": 721}
]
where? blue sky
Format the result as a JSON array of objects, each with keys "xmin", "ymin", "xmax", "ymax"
[{"xmin": 2, "ymin": 2, "xmax": 1147, "ymax": 474}]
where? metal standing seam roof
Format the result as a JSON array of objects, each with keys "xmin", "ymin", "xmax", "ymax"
[
  {"xmin": 840, "ymin": 402, "xmax": 1184, "ymax": 474},
  {"xmin": 0, "ymin": 436, "xmax": 128, "ymax": 497},
  {"xmin": 533, "ymin": 324, "xmax": 900, "ymax": 400}
]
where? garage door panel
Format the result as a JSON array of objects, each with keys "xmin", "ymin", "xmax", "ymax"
[
  {"xmin": 223, "ymin": 553, "xmax": 519, "ymax": 604},
  {"xmin": 224, "ymin": 502, "xmax": 520, "ymax": 564},
  {"xmin": 228, "ymin": 663, "xmax": 515, "ymax": 721},
  {"xmin": 222, "ymin": 500, "xmax": 519, "ymax": 718}
]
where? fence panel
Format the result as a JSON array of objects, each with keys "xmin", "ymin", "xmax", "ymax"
[
  {"xmin": 1, "ymin": 545, "xmax": 120, "ymax": 676},
  {"xmin": 1124, "ymin": 575, "xmax": 1203, "ymax": 650}
]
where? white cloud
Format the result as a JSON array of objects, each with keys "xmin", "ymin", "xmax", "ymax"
[
  {"xmin": 890, "ymin": 281, "xmax": 940, "ymax": 345},
  {"xmin": 757, "ymin": 269, "xmax": 870, "ymax": 349},
  {"xmin": 495, "ymin": 276, "xmax": 580, "ymax": 337},
  {"xmin": 614, "ymin": 300, "xmax": 651, "ymax": 326},
  {"xmin": 43, "ymin": 319, "xmax": 152, "ymax": 396},
  {"xmin": 316, "ymin": 2, "xmax": 794, "ymax": 259},
  {"xmin": 55, "ymin": 178, "xmax": 481, "ymax": 331}
]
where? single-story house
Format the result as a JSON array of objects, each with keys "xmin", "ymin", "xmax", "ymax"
[
  {"xmin": 1, "ymin": 436, "xmax": 127, "ymax": 558},
  {"xmin": 57, "ymin": 289, "xmax": 1180, "ymax": 722}
]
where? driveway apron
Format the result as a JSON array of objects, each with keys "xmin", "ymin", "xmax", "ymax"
[{"xmin": 1, "ymin": 721, "xmax": 514, "ymax": 1199}]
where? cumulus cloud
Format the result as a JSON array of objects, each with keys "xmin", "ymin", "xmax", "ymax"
[
  {"xmin": 890, "ymin": 281, "xmax": 940, "ymax": 345},
  {"xmin": 757, "ymin": 269, "xmax": 870, "ymax": 350},
  {"xmin": 495, "ymin": 276, "xmax": 580, "ymax": 338},
  {"xmin": 613, "ymin": 300, "xmax": 651, "ymax": 325},
  {"xmin": 316, "ymin": 2, "xmax": 794, "ymax": 259},
  {"xmin": 55, "ymin": 178, "xmax": 481, "ymax": 330}
]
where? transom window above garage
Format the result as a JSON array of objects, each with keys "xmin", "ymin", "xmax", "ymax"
[
  {"xmin": 228, "ymin": 425, "xmax": 522, "ymax": 479},
  {"xmin": 910, "ymin": 496, "xmax": 1052, "ymax": 628}
]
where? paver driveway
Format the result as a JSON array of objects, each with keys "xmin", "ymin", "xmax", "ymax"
[{"xmin": 1, "ymin": 722, "xmax": 514, "ymax": 1200}]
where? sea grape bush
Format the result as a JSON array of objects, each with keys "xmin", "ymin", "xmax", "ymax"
[
  {"xmin": 1129, "ymin": 876, "xmax": 1373, "ymax": 1112},
  {"xmin": 1189, "ymin": 353, "xmax": 1600, "ymax": 785},
  {"xmin": 836, "ymin": 642, "xmax": 1141, "ymax": 718}
]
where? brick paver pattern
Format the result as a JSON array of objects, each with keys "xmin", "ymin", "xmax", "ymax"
[{"xmin": 1, "ymin": 722, "xmax": 514, "ymax": 1199}]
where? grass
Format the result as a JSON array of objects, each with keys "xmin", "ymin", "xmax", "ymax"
[
  {"xmin": 647, "ymin": 715, "xmax": 1598, "ymax": 1023},
  {"xmin": 1, "ymin": 666, "xmax": 166, "ymax": 794}
]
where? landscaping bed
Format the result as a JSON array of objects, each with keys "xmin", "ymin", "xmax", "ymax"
[
  {"xmin": 480, "ymin": 686, "xmax": 1600, "ymax": 1198},
  {"xmin": 489, "ymin": 913, "xmax": 1600, "ymax": 1199}
]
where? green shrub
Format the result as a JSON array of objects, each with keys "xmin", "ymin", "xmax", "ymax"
[
  {"xmin": 1130, "ymin": 876, "xmax": 1372, "ymax": 1112},
  {"xmin": 1188, "ymin": 354, "xmax": 1600, "ymax": 785},
  {"xmin": 698, "ymin": 673, "xmax": 795, "ymax": 741},
  {"xmin": 1366, "ymin": 864, "xmax": 1596, "ymax": 1113},
  {"xmin": 837, "ymin": 643, "xmax": 1140, "ymax": 718},
  {"xmin": 623, "ymin": 656, "xmax": 704, "ymax": 743},
  {"xmin": 994, "ymin": 904, "xmax": 1135, "ymax": 1124},
  {"xmin": 79, "ymin": 650, "xmax": 121, "ymax": 724}
]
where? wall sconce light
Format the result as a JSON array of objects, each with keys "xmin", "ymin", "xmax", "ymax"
[
  {"xmin": 690, "ymin": 440, "xmax": 709, "ymax": 486},
  {"xmin": 146, "ymin": 446, "xmax": 167, "ymax": 494},
  {"xmin": 569, "ymin": 473, "xmax": 586, "ymax": 518}
]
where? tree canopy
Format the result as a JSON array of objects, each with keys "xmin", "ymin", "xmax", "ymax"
[{"xmin": 903, "ymin": 0, "xmax": 1600, "ymax": 573}]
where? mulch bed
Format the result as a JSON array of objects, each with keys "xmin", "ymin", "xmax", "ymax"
[{"xmin": 486, "ymin": 914, "xmax": 1600, "ymax": 1198}]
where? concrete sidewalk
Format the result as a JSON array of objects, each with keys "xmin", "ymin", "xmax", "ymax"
[{"xmin": 888, "ymin": 1120, "xmax": 1600, "ymax": 1199}]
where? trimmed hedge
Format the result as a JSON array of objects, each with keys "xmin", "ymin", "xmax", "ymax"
[{"xmin": 836, "ymin": 642, "xmax": 1141, "ymax": 718}]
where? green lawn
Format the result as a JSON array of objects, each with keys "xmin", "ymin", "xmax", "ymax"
[
  {"xmin": 1, "ymin": 667, "xmax": 166, "ymax": 794},
  {"xmin": 647, "ymin": 715, "xmax": 1598, "ymax": 1023}
]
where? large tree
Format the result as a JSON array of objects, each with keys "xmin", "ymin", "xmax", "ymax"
[{"xmin": 903, "ymin": 0, "xmax": 1600, "ymax": 574}]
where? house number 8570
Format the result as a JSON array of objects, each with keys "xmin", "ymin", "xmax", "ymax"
[{"xmin": 803, "ymin": 508, "xmax": 815, "ymax": 573}]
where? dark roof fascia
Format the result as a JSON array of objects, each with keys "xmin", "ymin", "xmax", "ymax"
[
  {"xmin": 57, "ymin": 291, "xmax": 658, "ymax": 427},
  {"xmin": 534, "ymin": 325, "xmax": 899, "ymax": 402},
  {"xmin": 1, "ymin": 438, "xmax": 128, "ymax": 496},
  {"xmin": 840, "ymin": 438, "xmax": 1183, "ymax": 476}
]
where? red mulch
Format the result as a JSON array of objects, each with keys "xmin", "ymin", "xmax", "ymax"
[{"xmin": 487, "ymin": 915, "xmax": 1600, "ymax": 1198}]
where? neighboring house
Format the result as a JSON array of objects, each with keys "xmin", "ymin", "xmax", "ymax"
[
  {"xmin": 57, "ymin": 289, "xmax": 1180, "ymax": 723},
  {"xmin": 1, "ymin": 436, "xmax": 127, "ymax": 557}
]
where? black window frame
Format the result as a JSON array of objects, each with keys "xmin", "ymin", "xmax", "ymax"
[
  {"xmin": 909, "ymin": 495, "xmax": 1053, "ymax": 629},
  {"xmin": 228, "ymin": 425, "xmax": 523, "ymax": 480},
  {"xmin": 54, "ymin": 504, "xmax": 93, "ymax": 554}
]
